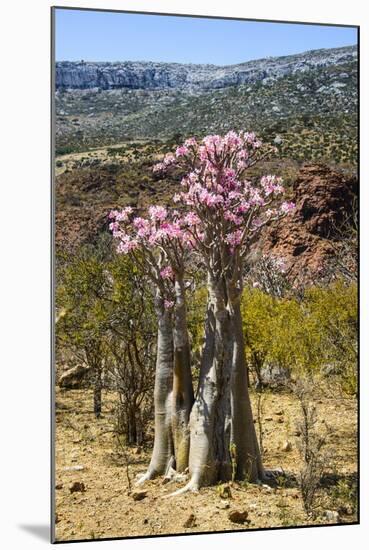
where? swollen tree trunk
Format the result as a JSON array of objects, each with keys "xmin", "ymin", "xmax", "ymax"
[
  {"xmin": 174, "ymin": 272, "xmax": 264, "ymax": 494},
  {"xmin": 185, "ymin": 277, "xmax": 233, "ymax": 490},
  {"xmin": 172, "ymin": 276, "xmax": 194, "ymax": 472},
  {"xmin": 137, "ymin": 294, "xmax": 174, "ymax": 483},
  {"xmin": 228, "ymin": 283, "xmax": 264, "ymax": 482}
]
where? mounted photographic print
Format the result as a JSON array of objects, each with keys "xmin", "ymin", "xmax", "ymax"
[{"xmin": 51, "ymin": 6, "xmax": 359, "ymax": 543}]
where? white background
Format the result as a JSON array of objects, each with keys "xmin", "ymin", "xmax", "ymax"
[{"xmin": 1, "ymin": 0, "xmax": 367, "ymax": 548}]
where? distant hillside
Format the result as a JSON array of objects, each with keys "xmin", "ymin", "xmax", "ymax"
[{"xmin": 55, "ymin": 46, "xmax": 358, "ymax": 163}]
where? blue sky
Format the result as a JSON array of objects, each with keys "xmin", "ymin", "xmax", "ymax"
[{"xmin": 55, "ymin": 8, "xmax": 358, "ymax": 65}]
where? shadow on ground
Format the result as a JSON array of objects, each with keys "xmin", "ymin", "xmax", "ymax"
[{"xmin": 19, "ymin": 524, "xmax": 50, "ymax": 542}]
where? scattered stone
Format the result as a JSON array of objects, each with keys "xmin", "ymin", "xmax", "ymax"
[
  {"xmin": 69, "ymin": 481, "xmax": 86, "ymax": 493},
  {"xmin": 282, "ymin": 441, "xmax": 292, "ymax": 452},
  {"xmin": 132, "ymin": 490, "xmax": 147, "ymax": 501},
  {"xmin": 217, "ymin": 500, "xmax": 231, "ymax": 510},
  {"xmin": 277, "ymin": 417, "xmax": 284, "ymax": 424},
  {"xmin": 265, "ymin": 417, "xmax": 273, "ymax": 422},
  {"xmin": 294, "ymin": 430, "xmax": 302, "ymax": 437},
  {"xmin": 143, "ymin": 518, "xmax": 149, "ymax": 525},
  {"xmin": 275, "ymin": 410, "xmax": 284, "ymax": 416},
  {"xmin": 55, "ymin": 513, "xmax": 60, "ymax": 524},
  {"xmin": 183, "ymin": 514, "xmax": 196, "ymax": 528},
  {"xmin": 132, "ymin": 446, "xmax": 142, "ymax": 455},
  {"xmin": 343, "ymin": 505, "xmax": 354, "ymax": 516},
  {"xmin": 55, "ymin": 483, "xmax": 63, "ymax": 490},
  {"xmin": 325, "ymin": 510, "xmax": 340, "ymax": 522},
  {"xmin": 55, "ymin": 401, "xmax": 69, "ymax": 410},
  {"xmin": 228, "ymin": 510, "xmax": 249, "ymax": 524},
  {"xmin": 63, "ymin": 465, "xmax": 85, "ymax": 472}
]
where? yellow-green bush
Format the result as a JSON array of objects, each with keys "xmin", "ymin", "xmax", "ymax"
[{"xmin": 241, "ymin": 280, "xmax": 357, "ymax": 394}]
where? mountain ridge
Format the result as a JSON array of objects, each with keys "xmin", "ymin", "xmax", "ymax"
[{"xmin": 56, "ymin": 45, "xmax": 357, "ymax": 92}]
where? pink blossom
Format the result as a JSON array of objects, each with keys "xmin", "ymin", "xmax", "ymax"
[
  {"xmin": 237, "ymin": 201, "xmax": 250, "ymax": 214},
  {"xmin": 253, "ymin": 282, "xmax": 261, "ymax": 288},
  {"xmin": 149, "ymin": 205, "xmax": 168, "ymax": 222},
  {"xmin": 183, "ymin": 212, "xmax": 201, "ymax": 226},
  {"xmin": 184, "ymin": 137, "xmax": 197, "ymax": 148},
  {"xmin": 199, "ymin": 190, "xmax": 223, "ymax": 207},
  {"xmin": 109, "ymin": 206, "xmax": 133, "ymax": 222},
  {"xmin": 164, "ymin": 300, "xmax": 175, "ymax": 310},
  {"xmin": 133, "ymin": 217, "xmax": 151, "ymax": 238},
  {"xmin": 133, "ymin": 217, "xmax": 148, "ymax": 229},
  {"xmin": 153, "ymin": 162, "xmax": 165, "ymax": 173},
  {"xmin": 109, "ymin": 221, "xmax": 119, "ymax": 232},
  {"xmin": 228, "ymin": 190, "xmax": 242, "ymax": 200},
  {"xmin": 224, "ymin": 211, "xmax": 243, "ymax": 225},
  {"xmin": 224, "ymin": 130, "xmax": 243, "ymax": 149},
  {"xmin": 163, "ymin": 153, "xmax": 176, "ymax": 166},
  {"xmin": 160, "ymin": 222, "xmax": 183, "ymax": 239},
  {"xmin": 260, "ymin": 175, "xmax": 285, "ymax": 196},
  {"xmin": 175, "ymin": 145, "xmax": 189, "ymax": 157},
  {"xmin": 249, "ymin": 190, "xmax": 265, "ymax": 207},
  {"xmin": 203, "ymin": 134, "xmax": 222, "ymax": 150},
  {"xmin": 225, "ymin": 230, "xmax": 243, "ymax": 247},
  {"xmin": 281, "ymin": 201, "xmax": 295, "ymax": 213},
  {"xmin": 160, "ymin": 266, "xmax": 174, "ymax": 280},
  {"xmin": 115, "ymin": 207, "xmax": 133, "ymax": 222},
  {"xmin": 252, "ymin": 217, "xmax": 263, "ymax": 228},
  {"xmin": 108, "ymin": 210, "xmax": 119, "ymax": 220},
  {"xmin": 116, "ymin": 235, "xmax": 138, "ymax": 254}
]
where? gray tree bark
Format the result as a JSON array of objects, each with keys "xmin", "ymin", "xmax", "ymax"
[
  {"xmin": 180, "ymin": 277, "xmax": 233, "ymax": 491},
  {"xmin": 228, "ymin": 281, "xmax": 264, "ymax": 482},
  {"xmin": 137, "ymin": 294, "xmax": 174, "ymax": 483},
  {"xmin": 173, "ymin": 272, "xmax": 264, "ymax": 493},
  {"xmin": 172, "ymin": 277, "xmax": 194, "ymax": 472}
]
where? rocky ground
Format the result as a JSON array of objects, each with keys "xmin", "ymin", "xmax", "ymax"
[{"xmin": 54, "ymin": 386, "xmax": 357, "ymax": 542}]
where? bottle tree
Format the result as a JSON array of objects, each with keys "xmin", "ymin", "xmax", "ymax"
[{"xmin": 111, "ymin": 131, "xmax": 294, "ymax": 493}]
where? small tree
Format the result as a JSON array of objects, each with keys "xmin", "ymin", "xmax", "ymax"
[
  {"xmin": 109, "ymin": 205, "xmax": 195, "ymax": 480},
  {"xmin": 56, "ymin": 244, "xmax": 110, "ymax": 417},
  {"xmin": 106, "ymin": 254, "xmax": 156, "ymax": 445}
]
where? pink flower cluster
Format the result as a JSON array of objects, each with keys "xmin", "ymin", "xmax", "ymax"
[
  {"xmin": 111, "ymin": 131, "xmax": 296, "ymax": 264},
  {"xmin": 260, "ymin": 175, "xmax": 285, "ymax": 196},
  {"xmin": 109, "ymin": 206, "xmax": 192, "ymax": 257},
  {"xmin": 108, "ymin": 206, "xmax": 133, "ymax": 222},
  {"xmin": 160, "ymin": 266, "xmax": 174, "ymax": 280},
  {"xmin": 281, "ymin": 201, "xmax": 296, "ymax": 213},
  {"xmin": 149, "ymin": 205, "xmax": 168, "ymax": 222}
]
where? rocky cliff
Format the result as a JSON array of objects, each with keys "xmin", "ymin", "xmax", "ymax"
[
  {"xmin": 56, "ymin": 45, "xmax": 357, "ymax": 91},
  {"xmin": 258, "ymin": 164, "xmax": 358, "ymax": 282}
]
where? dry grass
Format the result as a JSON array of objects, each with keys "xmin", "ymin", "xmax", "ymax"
[{"xmin": 54, "ymin": 386, "xmax": 357, "ymax": 542}]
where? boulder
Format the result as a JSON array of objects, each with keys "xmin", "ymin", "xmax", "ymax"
[
  {"xmin": 58, "ymin": 364, "xmax": 90, "ymax": 389},
  {"xmin": 228, "ymin": 510, "xmax": 249, "ymax": 524}
]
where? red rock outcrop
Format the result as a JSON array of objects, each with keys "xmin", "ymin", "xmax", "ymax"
[{"xmin": 257, "ymin": 164, "xmax": 357, "ymax": 282}]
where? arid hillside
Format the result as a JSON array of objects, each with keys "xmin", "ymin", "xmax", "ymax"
[{"xmin": 55, "ymin": 143, "xmax": 357, "ymax": 283}]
